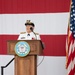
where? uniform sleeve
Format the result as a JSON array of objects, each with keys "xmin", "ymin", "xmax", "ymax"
[
  {"xmin": 36, "ymin": 34, "xmax": 41, "ymax": 40},
  {"xmin": 17, "ymin": 34, "xmax": 21, "ymax": 40}
]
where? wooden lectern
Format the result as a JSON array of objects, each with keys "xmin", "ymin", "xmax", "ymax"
[{"xmin": 7, "ymin": 40, "xmax": 43, "ymax": 75}]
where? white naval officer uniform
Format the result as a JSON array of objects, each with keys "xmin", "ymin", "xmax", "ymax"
[{"xmin": 18, "ymin": 32, "xmax": 41, "ymax": 40}]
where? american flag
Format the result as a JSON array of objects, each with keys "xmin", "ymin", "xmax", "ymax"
[{"xmin": 66, "ymin": 0, "xmax": 75, "ymax": 75}]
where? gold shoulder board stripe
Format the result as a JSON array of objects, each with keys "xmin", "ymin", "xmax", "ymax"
[
  {"xmin": 34, "ymin": 32, "xmax": 39, "ymax": 35},
  {"xmin": 20, "ymin": 32, "xmax": 26, "ymax": 34}
]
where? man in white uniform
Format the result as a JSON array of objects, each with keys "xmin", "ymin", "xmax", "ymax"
[{"xmin": 18, "ymin": 20, "xmax": 41, "ymax": 40}]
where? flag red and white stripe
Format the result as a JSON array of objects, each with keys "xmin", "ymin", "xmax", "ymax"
[{"xmin": 66, "ymin": 0, "xmax": 75, "ymax": 75}]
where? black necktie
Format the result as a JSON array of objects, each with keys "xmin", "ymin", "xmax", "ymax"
[{"xmin": 27, "ymin": 34, "xmax": 30, "ymax": 36}]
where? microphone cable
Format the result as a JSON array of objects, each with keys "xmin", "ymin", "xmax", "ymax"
[{"xmin": 37, "ymin": 52, "xmax": 44, "ymax": 67}]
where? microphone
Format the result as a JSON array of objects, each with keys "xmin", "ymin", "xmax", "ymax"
[
  {"xmin": 30, "ymin": 28, "xmax": 45, "ymax": 49},
  {"xmin": 30, "ymin": 27, "xmax": 33, "ymax": 32},
  {"xmin": 30, "ymin": 27, "xmax": 37, "ymax": 39}
]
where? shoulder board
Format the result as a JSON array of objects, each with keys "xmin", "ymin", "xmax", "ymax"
[
  {"xmin": 34, "ymin": 32, "xmax": 39, "ymax": 35},
  {"xmin": 20, "ymin": 32, "xmax": 26, "ymax": 34}
]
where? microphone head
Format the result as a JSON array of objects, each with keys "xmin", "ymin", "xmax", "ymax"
[{"xmin": 30, "ymin": 27, "xmax": 33, "ymax": 32}]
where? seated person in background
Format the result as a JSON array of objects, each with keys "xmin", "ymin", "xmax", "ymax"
[{"xmin": 18, "ymin": 20, "xmax": 41, "ymax": 40}]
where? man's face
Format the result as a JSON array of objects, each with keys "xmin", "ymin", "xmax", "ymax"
[{"xmin": 26, "ymin": 25, "xmax": 34, "ymax": 33}]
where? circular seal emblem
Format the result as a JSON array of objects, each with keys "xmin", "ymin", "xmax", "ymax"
[{"xmin": 15, "ymin": 41, "xmax": 30, "ymax": 57}]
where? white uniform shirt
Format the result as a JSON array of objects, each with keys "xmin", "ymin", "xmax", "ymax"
[{"xmin": 18, "ymin": 32, "xmax": 41, "ymax": 40}]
